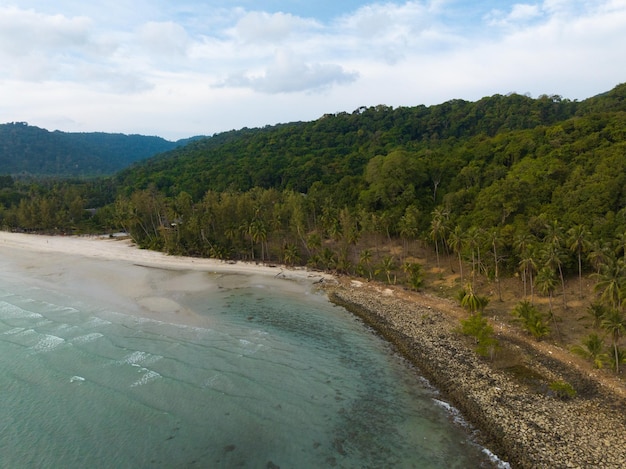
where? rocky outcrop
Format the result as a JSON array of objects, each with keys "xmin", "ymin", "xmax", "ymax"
[{"xmin": 328, "ymin": 284, "xmax": 626, "ymax": 469}]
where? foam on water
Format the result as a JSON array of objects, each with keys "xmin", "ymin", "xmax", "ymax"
[
  {"xmin": 70, "ymin": 332, "xmax": 104, "ymax": 345},
  {"xmin": 0, "ymin": 274, "xmax": 503, "ymax": 468},
  {"xmin": 0, "ymin": 300, "xmax": 43, "ymax": 320},
  {"xmin": 130, "ymin": 368, "xmax": 161, "ymax": 387},
  {"xmin": 30, "ymin": 334, "xmax": 65, "ymax": 353}
]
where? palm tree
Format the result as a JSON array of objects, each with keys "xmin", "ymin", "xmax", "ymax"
[
  {"xmin": 543, "ymin": 219, "xmax": 568, "ymax": 307},
  {"xmin": 614, "ymin": 231, "xmax": 626, "ymax": 263},
  {"xmin": 567, "ymin": 224, "xmax": 591, "ymax": 299},
  {"xmin": 514, "ymin": 232, "xmax": 537, "ymax": 299},
  {"xmin": 429, "ymin": 208, "xmax": 445, "ymax": 270},
  {"xmin": 465, "ymin": 226, "xmax": 482, "ymax": 288},
  {"xmin": 459, "ymin": 283, "xmax": 489, "ymax": 314},
  {"xmin": 601, "ymin": 308, "xmax": 626, "ymax": 373},
  {"xmin": 448, "ymin": 225, "xmax": 464, "ymax": 284},
  {"xmin": 283, "ymin": 243, "xmax": 300, "ymax": 266},
  {"xmin": 593, "ymin": 254, "xmax": 625, "ymax": 309},
  {"xmin": 571, "ymin": 333, "xmax": 608, "ymax": 369},
  {"xmin": 535, "ymin": 267, "xmax": 560, "ymax": 340},
  {"xmin": 378, "ymin": 255, "xmax": 396, "ymax": 285},
  {"xmin": 518, "ymin": 247, "xmax": 538, "ymax": 302},
  {"xmin": 488, "ymin": 228, "xmax": 503, "ymax": 301},
  {"xmin": 402, "ymin": 261, "xmax": 423, "ymax": 290},
  {"xmin": 588, "ymin": 241, "xmax": 613, "ymax": 274},
  {"xmin": 541, "ymin": 242, "xmax": 567, "ymax": 308},
  {"xmin": 358, "ymin": 248, "xmax": 373, "ymax": 280}
]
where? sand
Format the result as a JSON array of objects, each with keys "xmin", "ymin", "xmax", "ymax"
[{"xmin": 0, "ymin": 232, "xmax": 332, "ymax": 326}]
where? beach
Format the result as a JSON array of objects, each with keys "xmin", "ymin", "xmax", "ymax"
[
  {"xmin": 0, "ymin": 232, "xmax": 331, "ymax": 327},
  {"xmin": 3, "ymin": 231, "xmax": 626, "ymax": 467}
]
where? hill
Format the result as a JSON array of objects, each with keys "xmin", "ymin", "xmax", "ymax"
[{"xmin": 0, "ymin": 122, "xmax": 201, "ymax": 177}]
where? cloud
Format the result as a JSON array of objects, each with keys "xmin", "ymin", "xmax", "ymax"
[
  {"xmin": 0, "ymin": 6, "xmax": 92, "ymax": 56},
  {"xmin": 222, "ymin": 49, "xmax": 358, "ymax": 94},
  {"xmin": 138, "ymin": 21, "xmax": 191, "ymax": 57},
  {"xmin": 485, "ymin": 3, "xmax": 543, "ymax": 26},
  {"xmin": 233, "ymin": 11, "xmax": 321, "ymax": 43}
]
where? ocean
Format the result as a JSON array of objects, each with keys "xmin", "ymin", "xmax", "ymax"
[{"xmin": 0, "ymin": 262, "xmax": 498, "ymax": 468}]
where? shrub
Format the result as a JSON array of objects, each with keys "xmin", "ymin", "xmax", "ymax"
[
  {"xmin": 548, "ymin": 381, "xmax": 576, "ymax": 400},
  {"xmin": 512, "ymin": 301, "xmax": 549, "ymax": 340},
  {"xmin": 460, "ymin": 312, "xmax": 499, "ymax": 359}
]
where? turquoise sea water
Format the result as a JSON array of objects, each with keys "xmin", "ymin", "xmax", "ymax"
[{"xmin": 0, "ymin": 267, "xmax": 497, "ymax": 468}]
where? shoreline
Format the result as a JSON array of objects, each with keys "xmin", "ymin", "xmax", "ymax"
[
  {"xmin": 3, "ymin": 232, "xmax": 626, "ymax": 467},
  {"xmin": 327, "ymin": 281, "xmax": 626, "ymax": 468},
  {"xmin": 0, "ymin": 231, "xmax": 331, "ymax": 282},
  {"xmin": 0, "ymin": 232, "xmax": 332, "ymax": 327}
]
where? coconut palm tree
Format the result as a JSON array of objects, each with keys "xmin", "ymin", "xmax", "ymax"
[
  {"xmin": 601, "ymin": 308, "xmax": 626, "ymax": 374},
  {"xmin": 535, "ymin": 267, "xmax": 560, "ymax": 340},
  {"xmin": 593, "ymin": 254, "xmax": 625, "ymax": 309},
  {"xmin": 540, "ymin": 242, "xmax": 567, "ymax": 308},
  {"xmin": 487, "ymin": 228, "xmax": 503, "ymax": 301},
  {"xmin": 448, "ymin": 225, "xmax": 464, "ymax": 284},
  {"xmin": 567, "ymin": 224, "xmax": 591, "ymax": 299},
  {"xmin": 429, "ymin": 208, "xmax": 446, "ymax": 270},
  {"xmin": 358, "ymin": 248, "xmax": 373, "ymax": 280},
  {"xmin": 518, "ymin": 247, "xmax": 538, "ymax": 302},
  {"xmin": 571, "ymin": 333, "xmax": 608, "ymax": 369}
]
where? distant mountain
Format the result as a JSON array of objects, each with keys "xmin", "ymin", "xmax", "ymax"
[{"xmin": 0, "ymin": 122, "xmax": 203, "ymax": 177}]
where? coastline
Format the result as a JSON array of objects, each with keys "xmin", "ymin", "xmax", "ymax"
[
  {"xmin": 0, "ymin": 232, "xmax": 332, "ymax": 327},
  {"xmin": 3, "ymin": 232, "xmax": 626, "ymax": 467},
  {"xmin": 327, "ymin": 281, "xmax": 626, "ymax": 468}
]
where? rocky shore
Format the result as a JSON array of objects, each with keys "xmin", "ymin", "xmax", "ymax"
[{"xmin": 326, "ymin": 281, "xmax": 626, "ymax": 469}]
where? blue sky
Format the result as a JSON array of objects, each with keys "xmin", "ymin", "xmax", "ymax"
[{"xmin": 1, "ymin": 1, "xmax": 625, "ymax": 139}]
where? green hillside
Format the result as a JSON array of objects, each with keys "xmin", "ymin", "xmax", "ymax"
[{"xmin": 0, "ymin": 122, "xmax": 197, "ymax": 177}]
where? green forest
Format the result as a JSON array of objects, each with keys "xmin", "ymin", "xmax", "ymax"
[
  {"xmin": 0, "ymin": 122, "xmax": 199, "ymax": 177},
  {"xmin": 2, "ymin": 83, "xmax": 626, "ymax": 373}
]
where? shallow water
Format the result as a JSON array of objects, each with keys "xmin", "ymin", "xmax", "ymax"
[{"xmin": 0, "ymin": 268, "xmax": 497, "ymax": 468}]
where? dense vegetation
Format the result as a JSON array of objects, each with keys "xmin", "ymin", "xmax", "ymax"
[
  {"xmin": 2, "ymin": 83, "xmax": 626, "ymax": 372},
  {"xmin": 0, "ymin": 122, "xmax": 199, "ymax": 176}
]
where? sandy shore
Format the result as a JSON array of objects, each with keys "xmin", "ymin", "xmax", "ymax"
[
  {"xmin": 0, "ymin": 232, "xmax": 331, "ymax": 326},
  {"xmin": 328, "ymin": 281, "xmax": 626, "ymax": 469}
]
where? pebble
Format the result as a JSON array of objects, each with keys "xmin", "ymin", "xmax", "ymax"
[{"xmin": 327, "ymin": 285, "xmax": 626, "ymax": 469}]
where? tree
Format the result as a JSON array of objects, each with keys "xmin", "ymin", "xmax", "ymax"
[
  {"xmin": 358, "ymin": 249, "xmax": 373, "ymax": 279},
  {"xmin": 571, "ymin": 334, "xmax": 608, "ymax": 369},
  {"xmin": 593, "ymin": 255, "xmax": 625, "ymax": 309},
  {"xmin": 601, "ymin": 308, "xmax": 625, "ymax": 374},
  {"xmin": 567, "ymin": 224, "xmax": 591, "ymax": 299},
  {"xmin": 429, "ymin": 207, "xmax": 448, "ymax": 270},
  {"xmin": 518, "ymin": 246, "xmax": 538, "ymax": 302},
  {"xmin": 487, "ymin": 228, "xmax": 504, "ymax": 301},
  {"xmin": 458, "ymin": 284, "xmax": 489, "ymax": 314},
  {"xmin": 448, "ymin": 225, "xmax": 465, "ymax": 284},
  {"xmin": 377, "ymin": 255, "xmax": 396, "ymax": 284},
  {"xmin": 535, "ymin": 267, "xmax": 560, "ymax": 340},
  {"xmin": 402, "ymin": 262, "xmax": 423, "ymax": 290},
  {"xmin": 540, "ymin": 242, "xmax": 567, "ymax": 309},
  {"xmin": 512, "ymin": 301, "xmax": 549, "ymax": 340},
  {"xmin": 460, "ymin": 312, "xmax": 499, "ymax": 359}
]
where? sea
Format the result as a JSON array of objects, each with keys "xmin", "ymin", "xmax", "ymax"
[{"xmin": 0, "ymin": 265, "xmax": 504, "ymax": 468}]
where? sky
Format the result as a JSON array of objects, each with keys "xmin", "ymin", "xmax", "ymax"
[{"xmin": 1, "ymin": 1, "xmax": 625, "ymax": 140}]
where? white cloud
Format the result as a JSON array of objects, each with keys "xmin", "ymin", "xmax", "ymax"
[
  {"xmin": 485, "ymin": 3, "xmax": 543, "ymax": 27},
  {"xmin": 138, "ymin": 21, "xmax": 191, "ymax": 57},
  {"xmin": 222, "ymin": 49, "xmax": 358, "ymax": 94},
  {"xmin": 233, "ymin": 11, "xmax": 321, "ymax": 43},
  {"xmin": 0, "ymin": 6, "xmax": 92, "ymax": 57}
]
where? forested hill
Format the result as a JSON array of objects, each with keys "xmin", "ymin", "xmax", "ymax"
[
  {"xmin": 0, "ymin": 122, "xmax": 200, "ymax": 177},
  {"xmin": 114, "ymin": 83, "xmax": 626, "ymax": 201}
]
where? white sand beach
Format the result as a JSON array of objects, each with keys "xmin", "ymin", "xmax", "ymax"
[{"xmin": 0, "ymin": 231, "xmax": 332, "ymax": 326}]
